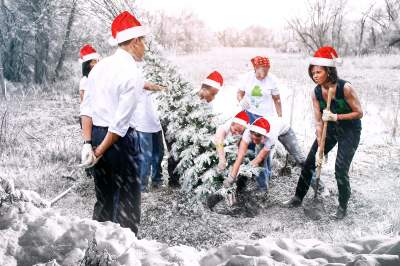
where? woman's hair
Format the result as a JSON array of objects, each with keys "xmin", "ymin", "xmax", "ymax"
[
  {"xmin": 308, "ymin": 65, "xmax": 339, "ymax": 84},
  {"xmin": 82, "ymin": 60, "xmax": 94, "ymax": 77}
]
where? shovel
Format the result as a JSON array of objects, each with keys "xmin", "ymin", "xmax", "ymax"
[
  {"xmin": 280, "ymin": 83, "xmax": 296, "ymax": 176},
  {"xmin": 304, "ymin": 86, "xmax": 334, "ymax": 220},
  {"xmin": 47, "ymin": 184, "xmax": 76, "ymax": 207}
]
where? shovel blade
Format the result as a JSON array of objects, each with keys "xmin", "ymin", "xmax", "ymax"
[{"xmin": 304, "ymin": 197, "xmax": 325, "ymax": 220}]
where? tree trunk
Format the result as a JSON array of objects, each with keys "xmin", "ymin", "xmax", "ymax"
[
  {"xmin": 53, "ymin": 0, "xmax": 77, "ymax": 81},
  {"xmin": 34, "ymin": 29, "xmax": 49, "ymax": 84},
  {"xmin": 0, "ymin": 51, "xmax": 5, "ymax": 99}
]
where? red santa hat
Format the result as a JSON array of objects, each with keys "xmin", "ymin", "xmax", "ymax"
[
  {"xmin": 249, "ymin": 117, "xmax": 271, "ymax": 136},
  {"xmin": 231, "ymin": 111, "xmax": 250, "ymax": 127},
  {"xmin": 202, "ymin": 71, "xmax": 223, "ymax": 90},
  {"xmin": 79, "ymin": 44, "xmax": 100, "ymax": 63},
  {"xmin": 310, "ymin": 46, "xmax": 342, "ymax": 67},
  {"xmin": 108, "ymin": 11, "xmax": 147, "ymax": 46},
  {"xmin": 251, "ymin": 56, "xmax": 270, "ymax": 68}
]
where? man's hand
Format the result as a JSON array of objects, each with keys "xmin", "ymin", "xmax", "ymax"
[
  {"xmin": 223, "ymin": 175, "xmax": 236, "ymax": 188},
  {"xmin": 239, "ymin": 98, "xmax": 251, "ymax": 110},
  {"xmin": 144, "ymin": 82, "xmax": 166, "ymax": 92},
  {"xmin": 79, "ymin": 144, "xmax": 101, "ymax": 168},
  {"xmin": 322, "ymin": 110, "xmax": 337, "ymax": 122},
  {"xmin": 218, "ymin": 157, "xmax": 227, "ymax": 171}
]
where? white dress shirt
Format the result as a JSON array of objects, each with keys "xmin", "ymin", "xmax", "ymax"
[
  {"xmin": 131, "ymin": 91, "xmax": 162, "ymax": 133},
  {"xmin": 80, "ymin": 48, "xmax": 145, "ymax": 137}
]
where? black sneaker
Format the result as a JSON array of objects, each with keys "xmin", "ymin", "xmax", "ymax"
[
  {"xmin": 282, "ymin": 196, "xmax": 302, "ymax": 208},
  {"xmin": 332, "ymin": 206, "xmax": 347, "ymax": 219}
]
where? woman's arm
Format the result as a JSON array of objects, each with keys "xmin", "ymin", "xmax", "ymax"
[
  {"xmin": 339, "ymin": 83, "xmax": 363, "ymax": 120},
  {"xmin": 312, "ymin": 93, "xmax": 323, "ymax": 146}
]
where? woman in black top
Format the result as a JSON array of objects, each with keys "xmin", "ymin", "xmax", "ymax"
[{"xmin": 284, "ymin": 46, "xmax": 363, "ymax": 219}]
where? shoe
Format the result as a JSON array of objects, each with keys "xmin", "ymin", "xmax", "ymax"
[
  {"xmin": 282, "ymin": 196, "xmax": 302, "ymax": 208},
  {"xmin": 168, "ymin": 181, "xmax": 180, "ymax": 188},
  {"xmin": 331, "ymin": 206, "xmax": 347, "ymax": 220},
  {"xmin": 150, "ymin": 183, "xmax": 162, "ymax": 191}
]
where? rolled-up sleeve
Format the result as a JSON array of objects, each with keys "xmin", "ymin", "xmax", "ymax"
[{"xmin": 108, "ymin": 74, "xmax": 145, "ymax": 137}]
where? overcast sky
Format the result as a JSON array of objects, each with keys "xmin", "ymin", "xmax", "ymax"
[{"xmin": 137, "ymin": 0, "xmax": 379, "ymax": 31}]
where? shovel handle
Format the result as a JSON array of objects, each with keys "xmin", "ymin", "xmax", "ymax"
[
  {"xmin": 49, "ymin": 184, "xmax": 76, "ymax": 206},
  {"xmin": 314, "ymin": 86, "xmax": 334, "ymax": 198}
]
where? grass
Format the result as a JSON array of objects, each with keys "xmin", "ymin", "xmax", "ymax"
[{"xmin": 0, "ymin": 48, "xmax": 399, "ymax": 249}]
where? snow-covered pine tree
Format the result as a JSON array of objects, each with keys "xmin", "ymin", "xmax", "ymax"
[{"xmin": 143, "ymin": 41, "xmax": 260, "ymax": 202}]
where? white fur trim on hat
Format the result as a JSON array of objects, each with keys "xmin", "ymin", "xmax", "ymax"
[
  {"xmin": 249, "ymin": 125, "xmax": 268, "ymax": 136},
  {"xmin": 202, "ymin": 79, "xmax": 221, "ymax": 89},
  {"xmin": 79, "ymin": 53, "xmax": 100, "ymax": 63},
  {"xmin": 231, "ymin": 117, "xmax": 248, "ymax": 127},
  {"xmin": 108, "ymin": 26, "xmax": 148, "ymax": 46},
  {"xmin": 309, "ymin": 57, "xmax": 336, "ymax": 67}
]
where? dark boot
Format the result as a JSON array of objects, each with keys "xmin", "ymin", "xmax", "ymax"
[
  {"xmin": 282, "ymin": 196, "xmax": 302, "ymax": 208},
  {"xmin": 332, "ymin": 206, "xmax": 347, "ymax": 219}
]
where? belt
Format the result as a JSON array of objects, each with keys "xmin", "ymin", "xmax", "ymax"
[{"xmin": 93, "ymin": 125, "xmax": 135, "ymax": 133}]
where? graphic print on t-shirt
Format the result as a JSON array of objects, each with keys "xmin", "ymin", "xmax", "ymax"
[{"xmin": 250, "ymin": 85, "xmax": 263, "ymax": 108}]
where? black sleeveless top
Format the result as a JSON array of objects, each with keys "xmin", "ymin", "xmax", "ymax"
[{"xmin": 314, "ymin": 79, "xmax": 361, "ymax": 129}]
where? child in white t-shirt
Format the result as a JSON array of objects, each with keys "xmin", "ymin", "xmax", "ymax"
[
  {"xmin": 214, "ymin": 111, "xmax": 250, "ymax": 170},
  {"xmin": 237, "ymin": 56, "xmax": 282, "ymax": 123}
]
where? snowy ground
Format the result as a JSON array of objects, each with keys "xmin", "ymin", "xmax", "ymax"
[{"xmin": 1, "ymin": 48, "xmax": 399, "ymax": 265}]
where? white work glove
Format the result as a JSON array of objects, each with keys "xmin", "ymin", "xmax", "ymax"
[
  {"xmin": 79, "ymin": 144, "xmax": 101, "ymax": 168},
  {"xmin": 223, "ymin": 175, "xmax": 236, "ymax": 188},
  {"xmin": 239, "ymin": 98, "xmax": 251, "ymax": 110},
  {"xmin": 315, "ymin": 147, "xmax": 326, "ymax": 167},
  {"xmin": 225, "ymin": 190, "xmax": 237, "ymax": 206},
  {"xmin": 322, "ymin": 110, "xmax": 337, "ymax": 122},
  {"xmin": 218, "ymin": 157, "xmax": 227, "ymax": 171}
]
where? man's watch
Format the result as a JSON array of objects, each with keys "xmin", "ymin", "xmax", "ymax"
[{"xmin": 83, "ymin": 140, "xmax": 92, "ymax": 145}]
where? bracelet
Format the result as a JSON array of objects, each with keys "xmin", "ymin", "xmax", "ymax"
[
  {"xmin": 215, "ymin": 143, "xmax": 224, "ymax": 149},
  {"xmin": 83, "ymin": 140, "xmax": 92, "ymax": 145}
]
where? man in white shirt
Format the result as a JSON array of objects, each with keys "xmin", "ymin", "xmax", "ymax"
[
  {"xmin": 79, "ymin": 11, "xmax": 148, "ymax": 235},
  {"xmin": 214, "ymin": 111, "xmax": 250, "ymax": 171},
  {"xmin": 224, "ymin": 117, "xmax": 323, "ymax": 194},
  {"xmin": 131, "ymin": 91, "xmax": 164, "ymax": 192},
  {"xmin": 237, "ymin": 56, "xmax": 282, "ymax": 123}
]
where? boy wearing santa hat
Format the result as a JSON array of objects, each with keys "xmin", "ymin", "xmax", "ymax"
[
  {"xmin": 214, "ymin": 111, "xmax": 250, "ymax": 171},
  {"xmin": 224, "ymin": 117, "xmax": 323, "ymax": 194},
  {"xmin": 198, "ymin": 70, "xmax": 224, "ymax": 103}
]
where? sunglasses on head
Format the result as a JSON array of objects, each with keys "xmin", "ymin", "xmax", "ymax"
[{"xmin": 250, "ymin": 131, "xmax": 263, "ymax": 137}]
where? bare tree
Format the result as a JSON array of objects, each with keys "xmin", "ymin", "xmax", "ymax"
[
  {"xmin": 287, "ymin": 0, "xmax": 347, "ymax": 53},
  {"xmin": 357, "ymin": 4, "xmax": 375, "ymax": 55},
  {"xmin": 53, "ymin": 0, "xmax": 78, "ymax": 80},
  {"xmin": 0, "ymin": 52, "xmax": 5, "ymax": 99}
]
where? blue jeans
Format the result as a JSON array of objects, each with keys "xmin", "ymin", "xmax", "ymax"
[
  {"xmin": 255, "ymin": 146, "xmax": 273, "ymax": 191},
  {"xmin": 137, "ymin": 131, "xmax": 164, "ymax": 191}
]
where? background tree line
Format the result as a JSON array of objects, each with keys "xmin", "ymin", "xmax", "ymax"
[{"xmin": 0, "ymin": 0, "xmax": 399, "ymax": 97}]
